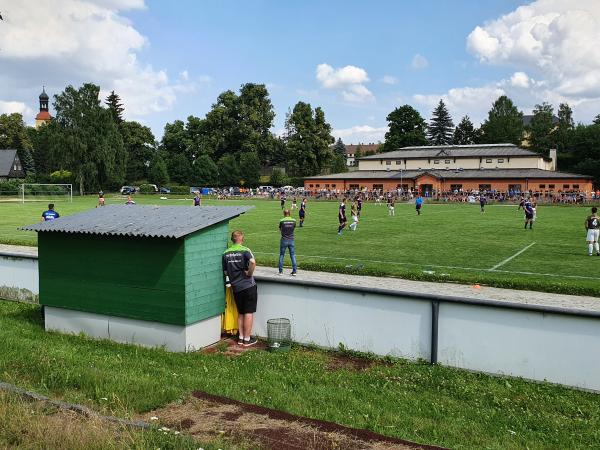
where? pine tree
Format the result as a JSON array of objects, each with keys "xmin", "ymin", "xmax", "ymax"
[
  {"xmin": 427, "ymin": 99, "xmax": 454, "ymax": 145},
  {"xmin": 554, "ymin": 103, "xmax": 574, "ymax": 152},
  {"xmin": 333, "ymin": 138, "xmax": 346, "ymax": 156},
  {"xmin": 453, "ymin": 116, "xmax": 479, "ymax": 145},
  {"xmin": 149, "ymin": 155, "xmax": 169, "ymax": 187},
  {"xmin": 105, "ymin": 90, "xmax": 125, "ymax": 124},
  {"xmin": 593, "ymin": 114, "xmax": 600, "ymax": 125}
]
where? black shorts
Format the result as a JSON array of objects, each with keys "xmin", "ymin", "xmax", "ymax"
[
  {"xmin": 525, "ymin": 213, "xmax": 534, "ymax": 220},
  {"xmin": 416, "ymin": 204, "xmax": 422, "ymax": 210},
  {"xmin": 299, "ymin": 211, "xmax": 305, "ymax": 218},
  {"xmin": 339, "ymin": 215, "xmax": 347, "ymax": 224},
  {"xmin": 233, "ymin": 285, "xmax": 258, "ymax": 314}
]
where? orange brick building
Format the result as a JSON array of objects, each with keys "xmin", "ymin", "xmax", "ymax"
[{"xmin": 305, "ymin": 144, "xmax": 594, "ymax": 195}]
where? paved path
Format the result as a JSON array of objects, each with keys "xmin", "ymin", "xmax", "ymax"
[
  {"xmin": 255, "ymin": 266, "xmax": 600, "ymax": 314},
  {"xmin": 3, "ymin": 244, "xmax": 599, "ymax": 314}
]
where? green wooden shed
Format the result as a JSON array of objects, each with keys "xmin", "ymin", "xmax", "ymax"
[{"xmin": 22, "ymin": 204, "xmax": 252, "ymax": 351}]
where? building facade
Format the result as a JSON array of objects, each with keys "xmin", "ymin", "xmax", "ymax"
[{"xmin": 304, "ymin": 144, "xmax": 594, "ymax": 195}]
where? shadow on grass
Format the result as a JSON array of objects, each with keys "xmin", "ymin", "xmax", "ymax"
[{"xmin": 4, "ymin": 302, "xmax": 44, "ymax": 327}]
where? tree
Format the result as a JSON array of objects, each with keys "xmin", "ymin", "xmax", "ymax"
[
  {"xmin": 217, "ymin": 154, "xmax": 240, "ymax": 186},
  {"xmin": 527, "ymin": 102, "xmax": 555, "ymax": 154},
  {"xmin": 453, "ymin": 115, "xmax": 480, "ymax": 145},
  {"xmin": 383, "ymin": 105, "xmax": 428, "ymax": 152},
  {"xmin": 191, "ymin": 154, "xmax": 218, "ymax": 186},
  {"xmin": 149, "ymin": 155, "xmax": 169, "ymax": 186},
  {"xmin": 593, "ymin": 115, "xmax": 600, "ymax": 126},
  {"xmin": 354, "ymin": 145, "xmax": 363, "ymax": 159},
  {"xmin": 554, "ymin": 103, "xmax": 574, "ymax": 152},
  {"xmin": 333, "ymin": 138, "xmax": 346, "ymax": 157},
  {"xmin": 120, "ymin": 121, "xmax": 156, "ymax": 182},
  {"xmin": 105, "ymin": 91, "xmax": 124, "ymax": 124},
  {"xmin": 50, "ymin": 83, "xmax": 125, "ymax": 194},
  {"xmin": 427, "ymin": 100, "xmax": 454, "ymax": 145},
  {"xmin": 269, "ymin": 168, "xmax": 287, "ymax": 187},
  {"xmin": 480, "ymin": 95, "xmax": 524, "ymax": 145},
  {"xmin": 168, "ymin": 153, "xmax": 192, "ymax": 184},
  {"xmin": 239, "ymin": 151, "xmax": 261, "ymax": 187},
  {"xmin": 0, "ymin": 113, "xmax": 36, "ymax": 174},
  {"xmin": 329, "ymin": 153, "xmax": 348, "ymax": 174}
]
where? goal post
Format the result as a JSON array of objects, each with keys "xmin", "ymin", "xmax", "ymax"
[{"xmin": 20, "ymin": 183, "xmax": 73, "ymax": 204}]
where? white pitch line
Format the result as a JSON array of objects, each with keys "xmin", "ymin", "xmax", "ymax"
[{"xmin": 489, "ymin": 242, "xmax": 536, "ymax": 271}]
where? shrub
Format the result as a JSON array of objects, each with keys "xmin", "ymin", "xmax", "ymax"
[
  {"xmin": 49, "ymin": 170, "xmax": 73, "ymax": 184},
  {"xmin": 168, "ymin": 185, "xmax": 189, "ymax": 195},
  {"xmin": 139, "ymin": 184, "xmax": 156, "ymax": 194}
]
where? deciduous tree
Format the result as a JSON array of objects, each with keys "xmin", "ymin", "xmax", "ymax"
[{"xmin": 480, "ymin": 95, "xmax": 524, "ymax": 146}]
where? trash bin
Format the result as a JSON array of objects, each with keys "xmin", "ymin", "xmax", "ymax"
[{"xmin": 267, "ymin": 318, "xmax": 291, "ymax": 353}]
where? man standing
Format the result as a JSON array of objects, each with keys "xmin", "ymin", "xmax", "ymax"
[
  {"xmin": 299, "ymin": 197, "xmax": 307, "ymax": 227},
  {"xmin": 193, "ymin": 192, "xmax": 202, "ymax": 206},
  {"xmin": 415, "ymin": 195, "xmax": 423, "ymax": 215},
  {"xmin": 41, "ymin": 204, "xmax": 59, "ymax": 221},
  {"xmin": 222, "ymin": 231, "xmax": 258, "ymax": 346},
  {"xmin": 585, "ymin": 207, "xmax": 600, "ymax": 256},
  {"xmin": 388, "ymin": 197, "xmax": 395, "ymax": 216},
  {"xmin": 349, "ymin": 200, "xmax": 359, "ymax": 231},
  {"xmin": 480, "ymin": 195, "xmax": 487, "ymax": 213},
  {"xmin": 280, "ymin": 193, "xmax": 286, "ymax": 210},
  {"xmin": 357, "ymin": 196, "xmax": 363, "ymax": 217},
  {"xmin": 524, "ymin": 199, "xmax": 534, "ymax": 229},
  {"xmin": 337, "ymin": 197, "xmax": 348, "ymax": 235},
  {"xmin": 278, "ymin": 210, "xmax": 298, "ymax": 275}
]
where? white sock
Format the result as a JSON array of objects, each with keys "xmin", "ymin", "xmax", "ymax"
[
  {"xmin": 595, "ymin": 243, "xmax": 599, "ymax": 253},
  {"xmin": 589, "ymin": 244, "xmax": 594, "ymax": 255},
  {"xmin": 244, "ymin": 336, "xmax": 250, "ymax": 341}
]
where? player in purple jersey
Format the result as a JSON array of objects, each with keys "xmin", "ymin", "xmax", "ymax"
[{"xmin": 337, "ymin": 198, "xmax": 348, "ymax": 235}]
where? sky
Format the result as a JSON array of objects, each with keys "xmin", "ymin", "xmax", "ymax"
[{"xmin": 1, "ymin": 0, "xmax": 599, "ymax": 144}]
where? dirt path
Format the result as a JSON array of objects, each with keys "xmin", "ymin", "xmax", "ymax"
[{"xmin": 142, "ymin": 390, "xmax": 446, "ymax": 450}]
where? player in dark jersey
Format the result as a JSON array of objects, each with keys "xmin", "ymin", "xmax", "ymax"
[
  {"xmin": 299, "ymin": 198, "xmax": 307, "ymax": 227},
  {"xmin": 337, "ymin": 198, "xmax": 348, "ymax": 235},
  {"xmin": 280, "ymin": 193, "xmax": 286, "ymax": 210},
  {"xmin": 523, "ymin": 199, "xmax": 534, "ymax": 229},
  {"xmin": 193, "ymin": 192, "xmax": 201, "ymax": 206},
  {"xmin": 517, "ymin": 196, "xmax": 525, "ymax": 210},
  {"xmin": 479, "ymin": 195, "xmax": 487, "ymax": 213},
  {"xmin": 585, "ymin": 207, "xmax": 600, "ymax": 256},
  {"xmin": 357, "ymin": 196, "xmax": 363, "ymax": 217},
  {"xmin": 41, "ymin": 204, "xmax": 59, "ymax": 221}
]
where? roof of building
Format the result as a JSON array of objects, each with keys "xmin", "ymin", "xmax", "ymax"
[
  {"xmin": 359, "ymin": 144, "xmax": 547, "ymax": 160},
  {"xmin": 39, "ymin": 88, "xmax": 49, "ymax": 100},
  {"xmin": 35, "ymin": 111, "xmax": 52, "ymax": 120},
  {"xmin": 0, "ymin": 149, "xmax": 19, "ymax": 177},
  {"xmin": 21, "ymin": 204, "xmax": 253, "ymax": 239},
  {"xmin": 523, "ymin": 114, "xmax": 559, "ymax": 127},
  {"xmin": 343, "ymin": 143, "xmax": 381, "ymax": 155},
  {"xmin": 305, "ymin": 168, "xmax": 591, "ymax": 181}
]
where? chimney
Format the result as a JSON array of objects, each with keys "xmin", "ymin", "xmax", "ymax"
[{"xmin": 549, "ymin": 148, "xmax": 557, "ymax": 171}]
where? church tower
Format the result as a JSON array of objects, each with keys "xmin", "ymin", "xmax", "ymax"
[{"xmin": 35, "ymin": 87, "xmax": 52, "ymax": 129}]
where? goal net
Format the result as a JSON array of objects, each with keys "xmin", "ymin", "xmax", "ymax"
[{"xmin": 20, "ymin": 184, "xmax": 73, "ymax": 203}]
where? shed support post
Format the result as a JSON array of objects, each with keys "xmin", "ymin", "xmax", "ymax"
[{"xmin": 431, "ymin": 300, "xmax": 439, "ymax": 364}]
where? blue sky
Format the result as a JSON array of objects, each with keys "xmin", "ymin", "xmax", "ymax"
[{"xmin": 1, "ymin": 0, "xmax": 599, "ymax": 143}]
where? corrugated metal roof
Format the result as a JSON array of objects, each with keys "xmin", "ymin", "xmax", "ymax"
[
  {"xmin": 360, "ymin": 144, "xmax": 544, "ymax": 160},
  {"xmin": 21, "ymin": 204, "xmax": 253, "ymax": 239},
  {"xmin": 306, "ymin": 168, "xmax": 591, "ymax": 181}
]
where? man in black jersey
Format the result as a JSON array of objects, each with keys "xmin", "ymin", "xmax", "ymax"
[
  {"xmin": 585, "ymin": 206, "xmax": 600, "ymax": 256},
  {"xmin": 337, "ymin": 198, "xmax": 348, "ymax": 235},
  {"xmin": 299, "ymin": 198, "xmax": 307, "ymax": 227}
]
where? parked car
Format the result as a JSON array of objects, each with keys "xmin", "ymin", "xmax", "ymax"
[
  {"xmin": 159, "ymin": 187, "xmax": 171, "ymax": 194},
  {"xmin": 281, "ymin": 185, "xmax": 295, "ymax": 192},
  {"xmin": 258, "ymin": 185, "xmax": 274, "ymax": 192},
  {"xmin": 120, "ymin": 186, "xmax": 136, "ymax": 195},
  {"xmin": 190, "ymin": 187, "xmax": 201, "ymax": 194}
]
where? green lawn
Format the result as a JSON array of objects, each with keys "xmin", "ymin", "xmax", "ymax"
[
  {"xmin": 1, "ymin": 300, "xmax": 599, "ymax": 449},
  {"xmin": 2, "ymin": 194, "xmax": 599, "ymax": 296}
]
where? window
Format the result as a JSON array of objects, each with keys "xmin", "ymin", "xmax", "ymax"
[
  {"xmin": 325, "ymin": 184, "xmax": 330, "ymax": 188},
  {"xmin": 485, "ymin": 159, "xmax": 492, "ymax": 163},
  {"xmin": 549, "ymin": 184, "xmax": 555, "ymax": 189},
  {"xmin": 450, "ymin": 184, "xmax": 463, "ymax": 192},
  {"xmin": 498, "ymin": 158, "xmax": 504, "ymax": 163},
  {"xmin": 373, "ymin": 184, "xmax": 384, "ymax": 191},
  {"xmin": 395, "ymin": 160, "xmax": 402, "ymax": 165},
  {"xmin": 396, "ymin": 184, "xmax": 409, "ymax": 191},
  {"xmin": 316, "ymin": 184, "xmax": 320, "ymax": 188},
  {"xmin": 332, "ymin": 184, "xmax": 336, "ymax": 188},
  {"xmin": 508, "ymin": 184, "xmax": 522, "ymax": 192},
  {"xmin": 539, "ymin": 184, "xmax": 545, "ymax": 189},
  {"xmin": 349, "ymin": 184, "xmax": 359, "ymax": 190},
  {"xmin": 434, "ymin": 159, "xmax": 440, "ymax": 164},
  {"xmin": 479, "ymin": 184, "xmax": 491, "ymax": 191},
  {"xmin": 445, "ymin": 159, "xmax": 451, "ymax": 164},
  {"xmin": 386, "ymin": 161, "xmax": 392, "ymax": 165},
  {"xmin": 309, "ymin": 184, "xmax": 314, "ymax": 188},
  {"xmin": 380, "ymin": 160, "xmax": 383, "ymax": 165},
  {"xmin": 573, "ymin": 184, "xmax": 579, "ymax": 189},
  {"xmin": 563, "ymin": 184, "xmax": 570, "ymax": 189}
]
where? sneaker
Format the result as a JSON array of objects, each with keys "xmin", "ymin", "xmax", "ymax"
[
  {"xmin": 277, "ymin": 272, "xmax": 283, "ymax": 276},
  {"xmin": 291, "ymin": 271, "xmax": 297, "ymax": 276},
  {"xmin": 237, "ymin": 336, "xmax": 244, "ymax": 345},
  {"xmin": 243, "ymin": 336, "xmax": 258, "ymax": 347}
]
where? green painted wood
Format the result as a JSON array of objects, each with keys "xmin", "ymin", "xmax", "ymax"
[
  {"xmin": 38, "ymin": 233, "xmax": 186, "ymax": 325},
  {"xmin": 184, "ymin": 222, "xmax": 229, "ymax": 325}
]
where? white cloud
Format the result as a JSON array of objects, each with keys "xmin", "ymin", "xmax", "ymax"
[
  {"xmin": 315, "ymin": 63, "xmax": 374, "ymax": 103},
  {"xmin": 509, "ymin": 71, "xmax": 531, "ymax": 88},
  {"xmin": 0, "ymin": 101, "xmax": 33, "ymax": 117},
  {"xmin": 414, "ymin": 86, "xmax": 506, "ymax": 125},
  {"xmin": 466, "ymin": 0, "xmax": 600, "ymax": 100},
  {"xmin": 411, "ymin": 54, "xmax": 429, "ymax": 70},
  {"xmin": 179, "ymin": 70, "xmax": 189, "ymax": 81},
  {"xmin": 333, "ymin": 125, "xmax": 387, "ymax": 144},
  {"xmin": 381, "ymin": 75, "xmax": 398, "ymax": 85},
  {"xmin": 0, "ymin": 0, "xmax": 192, "ymax": 119}
]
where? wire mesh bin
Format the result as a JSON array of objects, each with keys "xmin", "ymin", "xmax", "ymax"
[{"xmin": 267, "ymin": 318, "xmax": 291, "ymax": 352}]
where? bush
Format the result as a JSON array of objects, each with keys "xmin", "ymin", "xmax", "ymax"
[
  {"xmin": 139, "ymin": 184, "xmax": 156, "ymax": 194},
  {"xmin": 0, "ymin": 180, "xmax": 20, "ymax": 195},
  {"xmin": 49, "ymin": 170, "xmax": 73, "ymax": 184},
  {"xmin": 168, "ymin": 185, "xmax": 189, "ymax": 195}
]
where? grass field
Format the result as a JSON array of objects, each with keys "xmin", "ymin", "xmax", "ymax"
[
  {"xmin": 2, "ymin": 194, "xmax": 599, "ymax": 296},
  {"xmin": 2, "ymin": 300, "xmax": 600, "ymax": 450}
]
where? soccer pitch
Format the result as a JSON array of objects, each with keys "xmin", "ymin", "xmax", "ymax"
[{"xmin": 2, "ymin": 195, "xmax": 599, "ymax": 297}]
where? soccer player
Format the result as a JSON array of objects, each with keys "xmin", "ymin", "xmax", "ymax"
[
  {"xmin": 125, "ymin": 195, "xmax": 136, "ymax": 205},
  {"xmin": 523, "ymin": 199, "xmax": 534, "ymax": 229},
  {"xmin": 388, "ymin": 197, "xmax": 395, "ymax": 216},
  {"xmin": 299, "ymin": 198, "xmax": 307, "ymax": 227},
  {"xmin": 41, "ymin": 204, "xmax": 59, "ymax": 221},
  {"xmin": 291, "ymin": 197, "xmax": 297, "ymax": 210},
  {"xmin": 98, "ymin": 191, "xmax": 105, "ymax": 207},
  {"xmin": 278, "ymin": 209, "xmax": 298, "ymax": 275},
  {"xmin": 479, "ymin": 195, "xmax": 487, "ymax": 213},
  {"xmin": 280, "ymin": 193, "xmax": 286, "ymax": 210},
  {"xmin": 415, "ymin": 195, "xmax": 423, "ymax": 215},
  {"xmin": 517, "ymin": 196, "xmax": 525, "ymax": 210},
  {"xmin": 357, "ymin": 196, "xmax": 363, "ymax": 217},
  {"xmin": 349, "ymin": 200, "xmax": 359, "ymax": 231},
  {"xmin": 222, "ymin": 230, "xmax": 258, "ymax": 346},
  {"xmin": 585, "ymin": 207, "xmax": 600, "ymax": 256},
  {"xmin": 193, "ymin": 192, "xmax": 201, "ymax": 206},
  {"xmin": 532, "ymin": 200, "xmax": 538, "ymax": 222},
  {"xmin": 337, "ymin": 197, "xmax": 348, "ymax": 235}
]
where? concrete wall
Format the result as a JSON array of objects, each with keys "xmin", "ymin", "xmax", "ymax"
[
  {"xmin": 358, "ymin": 156, "xmax": 551, "ymax": 172},
  {"xmin": 0, "ymin": 253, "xmax": 38, "ymax": 302}
]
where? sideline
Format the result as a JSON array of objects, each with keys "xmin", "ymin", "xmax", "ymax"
[{"xmin": 490, "ymin": 242, "xmax": 536, "ymax": 270}]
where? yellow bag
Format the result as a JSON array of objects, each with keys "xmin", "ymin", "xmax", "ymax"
[{"xmin": 221, "ymin": 286, "xmax": 238, "ymax": 335}]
